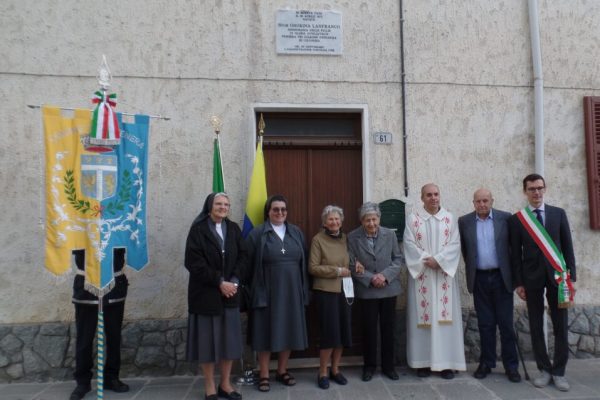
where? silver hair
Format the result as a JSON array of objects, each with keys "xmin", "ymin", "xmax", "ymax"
[
  {"xmin": 321, "ymin": 205, "xmax": 344, "ymax": 224},
  {"xmin": 213, "ymin": 192, "xmax": 230, "ymax": 200},
  {"xmin": 358, "ymin": 201, "xmax": 381, "ymax": 220}
]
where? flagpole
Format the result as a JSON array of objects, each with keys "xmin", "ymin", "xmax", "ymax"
[
  {"xmin": 96, "ymin": 297, "xmax": 105, "ymax": 400},
  {"xmin": 27, "ymin": 104, "xmax": 170, "ymax": 120},
  {"xmin": 237, "ymin": 113, "xmax": 267, "ymax": 386},
  {"xmin": 257, "ymin": 112, "xmax": 265, "ymax": 151},
  {"xmin": 210, "ymin": 116, "xmax": 225, "ymax": 191},
  {"xmin": 217, "ymin": 135, "xmax": 225, "ymax": 191},
  {"xmin": 210, "ymin": 116, "xmax": 225, "ymax": 193}
]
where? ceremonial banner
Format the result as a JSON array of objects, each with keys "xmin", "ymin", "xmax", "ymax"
[
  {"xmin": 241, "ymin": 136, "xmax": 268, "ymax": 237},
  {"xmin": 44, "ymin": 106, "xmax": 149, "ymax": 295}
]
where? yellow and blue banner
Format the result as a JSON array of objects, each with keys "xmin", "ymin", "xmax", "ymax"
[
  {"xmin": 43, "ymin": 106, "xmax": 149, "ymax": 295},
  {"xmin": 242, "ymin": 136, "xmax": 267, "ymax": 237}
]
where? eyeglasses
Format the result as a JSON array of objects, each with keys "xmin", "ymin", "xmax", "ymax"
[
  {"xmin": 271, "ymin": 207, "xmax": 287, "ymax": 213},
  {"xmin": 526, "ymin": 186, "xmax": 545, "ymax": 193}
]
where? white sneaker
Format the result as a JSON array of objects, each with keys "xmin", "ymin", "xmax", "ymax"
[
  {"xmin": 553, "ymin": 375, "xmax": 570, "ymax": 392},
  {"xmin": 533, "ymin": 370, "xmax": 552, "ymax": 388}
]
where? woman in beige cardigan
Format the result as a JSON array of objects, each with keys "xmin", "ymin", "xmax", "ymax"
[{"xmin": 309, "ymin": 205, "xmax": 363, "ymax": 389}]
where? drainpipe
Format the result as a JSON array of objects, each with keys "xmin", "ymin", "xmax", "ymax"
[
  {"xmin": 400, "ymin": 0, "xmax": 408, "ymax": 197},
  {"xmin": 528, "ymin": 0, "xmax": 549, "ymax": 348},
  {"xmin": 528, "ymin": 0, "xmax": 544, "ymax": 176}
]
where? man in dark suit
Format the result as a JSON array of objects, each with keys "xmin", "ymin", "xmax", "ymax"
[
  {"xmin": 70, "ymin": 249, "xmax": 130, "ymax": 400},
  {"xmin": 459, "ymin": 188, "xmax": 521, "ymax": 383},
  {"xmin": 509, "ymin": 174, "xmax": 576, "ymax": 392}
]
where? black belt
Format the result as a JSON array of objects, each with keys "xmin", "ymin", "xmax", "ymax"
[{"xmin": 477, "ymin": 268, "xmax": 500, "ymax": 273}]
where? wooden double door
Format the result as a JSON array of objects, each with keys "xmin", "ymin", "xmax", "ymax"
[
  {"xmin": 264, "ymin": 147, "xmax": 363, "ymax": 238},
  {"xmin": 260, "ymin": 112, "xmax": 364, "ymax": 359}
]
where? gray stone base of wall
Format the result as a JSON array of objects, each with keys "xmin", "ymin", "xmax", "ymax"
[{"xmin": 1, "ymin": 306, "xmax": 599, "ymax": 383}]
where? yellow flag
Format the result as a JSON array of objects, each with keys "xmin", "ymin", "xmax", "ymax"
[
  {"xmin": 43, "ymin": 106, "xmax": 102, "ymax": 288},
  {"xmin": 242, "ymin": 136, "xmax": 268, "ymax": 237}
]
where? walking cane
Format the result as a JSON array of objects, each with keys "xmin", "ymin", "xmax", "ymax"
[{"xmin": 514, "ymin": 324, "xmax": 530, "ymax": 380}]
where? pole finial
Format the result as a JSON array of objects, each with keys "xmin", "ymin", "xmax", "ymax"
[
  {"xmin": 97, "ymin": 55, "xmax": 112, "ymax": 90},
  {"xmin": 258, "ymin": 113, "xmax": 265, "ymax": 137},
  {"xmin": 210, "ymin": 115, "xmax": 222, "ymax": 135}
]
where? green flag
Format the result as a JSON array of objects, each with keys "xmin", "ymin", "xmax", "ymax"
[{"xmin": 212, "ymin": 137, "xmax": 225, "ymax": 192}]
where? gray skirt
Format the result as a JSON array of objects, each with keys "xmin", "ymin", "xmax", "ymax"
[{"xmin": 186, "ymin": 307, "xmax": 242, "ymax": 363}]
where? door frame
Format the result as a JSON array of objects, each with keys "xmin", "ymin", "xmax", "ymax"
[
  {"xmin": 248, "ymin": 103, "xmax": 371, "ymax": 202},
  {"xmin": 247, "ymin": 103, "xmax": 369, "ymax": 369}
]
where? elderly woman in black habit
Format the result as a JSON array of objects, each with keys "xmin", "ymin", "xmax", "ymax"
[
  {"xmin": 245, "ymin": 194, "xmax": 309, "ymax": 392},
  {"xmin": 185, "ymin": 192, "xmax": 246, "ymax": 400}
]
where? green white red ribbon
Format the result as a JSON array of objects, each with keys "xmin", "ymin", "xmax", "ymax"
[
  {"xmin": 90, "ymin": 91, "xmax": 120, "ymax": 145},
  {"xmin": 516, "ymin": 208, "xmax": 574, "ymax": 307}
]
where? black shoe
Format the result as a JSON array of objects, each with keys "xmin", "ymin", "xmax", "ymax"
[
  {"xmin": 473, "ymin": 364, "xmax": 491, "ymax": 379},
  {"xmin": 317, "ymin": 375, "xmax": 330, "ymax": 389},
  {"xmin": 217, "ymin": 385, "xmax": 242, "ymax": 399},
  {"xmin": 440, "ymin": 369, "xmax": 455, "ymax": 380},
  {"xmin": 70, "ymin": 384, "xmax": 91, "ymax": 400},
  {"xmin": 416, "ymin": 368, "xmax": 431, "ymax": 378},
  {"xmin": 205, "ymin": 394, "xmax": 218, "ymax": 400},
  {"xmin": 105, "ymin": 378, "xmax": 130, "ymax": 393},
  {"xmin": 329, "ymin": 371, "xmax": 348, "ymax": 385},
  {"xmin": 362, "ymin": 368, "xmax": 374, "ymax": 382},
  {"xmin": 383, "ymin": 369, "xmax": 399, "ymax": 380},
  {"xmin": 506, "ymin": 369, "xmax": 522, "ymax": 383}
]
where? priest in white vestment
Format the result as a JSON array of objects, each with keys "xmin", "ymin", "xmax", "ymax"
[{"xmin": 403, "ymin": 183, "xmax": 466, "ymax": 379}]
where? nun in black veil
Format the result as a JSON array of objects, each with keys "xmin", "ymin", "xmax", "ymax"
[{"xmin": 184, "ymin": 192, "xmax": 247, "ymax": 400}]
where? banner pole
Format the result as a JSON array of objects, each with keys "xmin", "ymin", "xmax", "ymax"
[
  {"xmin": 97, "ymin": 297, "xmax": 105, "ymax": 400},
  {"xmin": 27, "ymin": 104, "xmax": 170, "ymax": 121}
]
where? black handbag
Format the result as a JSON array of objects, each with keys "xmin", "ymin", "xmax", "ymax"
[{"xmin": 238, "ymin": 284, "xmax": 252, "ymax": 313}]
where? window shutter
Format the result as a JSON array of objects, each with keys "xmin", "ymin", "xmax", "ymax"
[{"xmin": 583, "ymin": 96, "xmax": 600, "ymax": 229}]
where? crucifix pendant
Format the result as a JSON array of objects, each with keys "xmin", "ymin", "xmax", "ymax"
[{"xmin": 281, "ymin": 248, "xmax": 286, "ymax": 254}]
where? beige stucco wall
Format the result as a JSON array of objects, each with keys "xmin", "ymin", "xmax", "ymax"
[{"xmin": 0, "ymin": 0, "xmax": 598, "ymax": 324}]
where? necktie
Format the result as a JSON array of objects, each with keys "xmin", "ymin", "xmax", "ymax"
[{"xmin": 534, "ymin": 209, "xmax": 543, "ymax": 226}]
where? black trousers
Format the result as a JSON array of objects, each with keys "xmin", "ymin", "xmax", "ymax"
[
  {"xmin": 525, "ymin": 282, "xmax": 569, "ymax": 376},
  {"xmin": 74, "ymin": 302, "xmax": 125, "ymax": 385},
  {"xmin": 473, "ymin": 269, "xmax": 518, "ymax": 371},
  {"xmin": 359, "ymin": 296, "xmax": 397, "ymax": 372}
]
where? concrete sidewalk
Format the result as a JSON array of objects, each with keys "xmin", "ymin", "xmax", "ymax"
[{"xmin": 3, "ymin": 359, "xmax": 600, "ymax": 400}]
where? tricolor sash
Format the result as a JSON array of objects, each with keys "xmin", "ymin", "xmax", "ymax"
[{"xmin": 516, "ymin": 208, "xmax": 574, "ymax": 308}]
